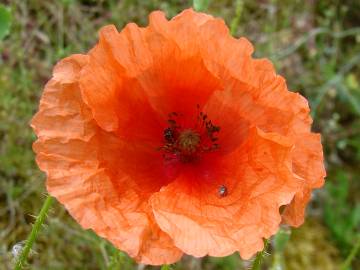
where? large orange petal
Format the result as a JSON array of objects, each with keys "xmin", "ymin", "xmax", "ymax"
[
  {"xmin": 197, "ymin": 27, "xmax": 325, "ymax": 226},
  {"xmin": 32, "ymin": 8, "xmax": 325, "ymax": 264},
  {"xmin": 150, "ymin": 128, "xmax": 302, "ymax": 259},
  {"xmin": 79, "ymin": 24, "xmax": 164, "ymax": 138},
  {"xmin": 31, "ymin": 55, "xmax": 182, "ymax": 265},
  {"xmin": 80, "ymin": 18, "xmax": 221, "ymax": 133}
]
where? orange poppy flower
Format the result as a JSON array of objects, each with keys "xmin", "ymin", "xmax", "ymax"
[{"xmin": 31, "ymin": 9, "xmax": 325, "ymax": 265}]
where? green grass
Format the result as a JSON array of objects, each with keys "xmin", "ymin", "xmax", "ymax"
[{"xmin": 0, "ymin": 0, "xmax": 359, "ymax": 269}]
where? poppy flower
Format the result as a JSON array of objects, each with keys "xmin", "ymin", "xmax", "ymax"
[{"xmin": 31, "ymin": 8, "xmax": 325, "ymax": 265}]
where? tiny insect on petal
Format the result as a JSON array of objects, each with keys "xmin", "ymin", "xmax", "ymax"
[{"xmin": 218, "ymin": 185, "xmax": 228, "ymax": 197}]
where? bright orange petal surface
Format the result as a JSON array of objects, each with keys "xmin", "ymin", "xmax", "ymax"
[
  {"xmin": 150, "ymin": 128, "xmax": 302, "ymax": 259},
  {"xmin": 32, "ymin": 8, "xmax": 325, "ymax": 264},
  {"xmin": 32, "ymin": 55, "xmax": 182, "ymax": 265}
]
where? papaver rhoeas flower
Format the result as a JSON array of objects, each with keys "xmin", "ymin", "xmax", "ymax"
[{"xmin": 31, "ymin": 9, "xmax": 326, "ymax": 265}]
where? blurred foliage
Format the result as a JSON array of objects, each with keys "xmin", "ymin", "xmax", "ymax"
[
  {"xmin": 0, "ymin": 4, "xmax": 11, "ymax": 40},
  {"xmin": 193, "ymin": 0, "xmax": 210, "ymax": 11},
  {"xmin": 0, "ymin": 0, "xmax": 359, "ymax": 269},
  {"xmin": 324, "ymin": 170, "xmax": 360, "ymax": 256},
  {"xmin": 284, "ymin": 220, "xmax": 341, "ymax": 270}
]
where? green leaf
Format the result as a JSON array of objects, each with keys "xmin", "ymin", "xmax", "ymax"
[
  {"xmin": 0, "ymin": 4, "xmax": 11, "ymax": 40},
  {"xmin": 193, "ymin": 0, "xmax": 210, "ymax": 12}
]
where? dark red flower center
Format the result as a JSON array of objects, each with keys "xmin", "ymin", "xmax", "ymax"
[{"xmin": 159, "ymin": 106, "xmax": 220, "ymax": 163}]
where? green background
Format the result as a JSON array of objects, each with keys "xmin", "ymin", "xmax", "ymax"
[{"xmin": 0, "ymin": 0, "xmax": 359, "ymax": 269}]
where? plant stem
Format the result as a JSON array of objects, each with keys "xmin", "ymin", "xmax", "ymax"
[
  {"xmin": 14, "ymin": 195, "xmax": 54, "ymax": 270},
  {"xmin": 230, "ymin": 0, "xmax": 244, "ymax": 36},
  {"xmin": 161, "ymin": 265, "xmax": 171, "ymax": 270},
  {"xmin": 341, "ymin": 236, "xmax": 360, "ymax": 270},
  {"xmin": 251, "ymin": 239, "xmax": 269, "ymax": 270}
]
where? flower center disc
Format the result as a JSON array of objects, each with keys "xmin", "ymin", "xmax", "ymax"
[
  {"xmin": 178, "ymin": 129, "xmax": 200, "ymax": 154},
  {"xmin": 159, "ymin": 106, "xmax": 221, "ymax": 163}
]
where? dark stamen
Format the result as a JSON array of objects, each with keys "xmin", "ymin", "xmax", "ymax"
[{"xmin": 159, "ymin": 106, "xmax": 221, "ymax": 162}]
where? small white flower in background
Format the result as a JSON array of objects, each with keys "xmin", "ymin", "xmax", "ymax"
[{"xmin": 11, "ymin": 241, "xmax": 25, "ymax": 259}]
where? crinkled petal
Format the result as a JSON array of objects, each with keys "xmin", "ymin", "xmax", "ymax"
[
  {"xmin": 32, "ymin": 55, "xmax": 182, "ymax": 265},
  {"xmin": 150, "ymin": 128, "xmax": 302, "ymax": 259},
  {"xmin": 283, "ymin": 133, "xmax": 326, "ymax": 226},
  {"xmin": 32, "ymin": 8, "xmax": 325, "ymax": 265},
  {"xmin": 80, "ymin": 18, "xmax": 221, "ymax": 131},
  {"xmin": 197, "ymin": 27, "xmax": 325, "ymax": 226}
]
